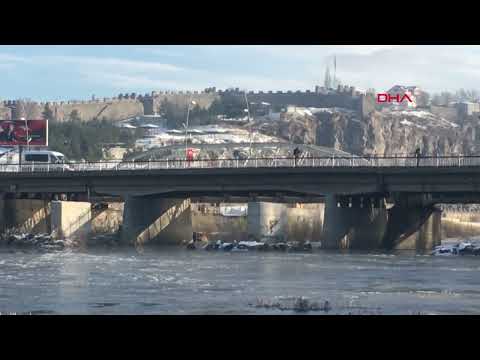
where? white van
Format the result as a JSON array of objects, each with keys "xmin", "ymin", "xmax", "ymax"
[{"xmin": 21, "ymin": 150, "xmax": 73, "ymax": 171}]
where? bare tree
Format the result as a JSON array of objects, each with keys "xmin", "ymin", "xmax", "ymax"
[{"xmin": 15, "ymin": 99, "xmax": 40, "ymax": 119}]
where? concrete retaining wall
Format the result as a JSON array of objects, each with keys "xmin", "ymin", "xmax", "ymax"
[
  {"xmin": 192, "ymin": 211, "xmax": 248, "ymax": 242},
  {"xmin": 91, "ymin": 203, "xmax": 123, "ymax": 234},
  {"xmin": 285, "ymin": 204, "xmax": 324, "ymax": 242},
  {"xmin": 0, "ymin": 199, "xmax": 51, "ymax": 233},
  {"xmin": 441, "ymin": 218, "xmax": 480, "ymax": 238}
]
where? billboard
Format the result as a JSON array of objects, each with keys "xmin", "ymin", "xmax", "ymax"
[{"xmin": 0, "ymin": 119, "xmax": 48, "ymax": 146}]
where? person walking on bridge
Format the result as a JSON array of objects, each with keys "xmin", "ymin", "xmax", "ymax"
[
  {"xmin": 186, "ymin": 148, "xmax": 194, "ymax": 167},
  {"xmin": 293, "ymin": 147, "xmax": 301, "ymax": 167},
  {"xmin": 415, "ymin": 147, "xmax": 421, "ymax": 167}
]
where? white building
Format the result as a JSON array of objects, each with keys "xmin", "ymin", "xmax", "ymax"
[
  {"xmin": 455, "ymin": 101, "xmax": 480, "ymax": 118},
  {"xmin": 387, "ymin": 85, "xmax": 422, "ymax": 109}
]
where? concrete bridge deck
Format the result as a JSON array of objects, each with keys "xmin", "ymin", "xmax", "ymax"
[
  {"xmin": 0, "ymin": 156, "xmax": 480, "ymax": 200},
  {"xmin": 2, "ymin": 155, "xmax": 478, "ymax": 250}
]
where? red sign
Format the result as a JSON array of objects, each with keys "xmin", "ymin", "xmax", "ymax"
[
  {"xmin": 0, "ymin": 119, "xmax": 48, "ymax": 146},
  {"xmin": 377, "ymin": 93, "xmax": 413, "ymax": 103}
]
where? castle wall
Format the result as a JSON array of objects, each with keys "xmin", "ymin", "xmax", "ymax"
[
  {"xmin": 241, "ymin": 91, "xmax": 361, "ymax": 110},
  {"xmin": 3, "ymin": 98, "xmax": 144, "ymax": 122},
  {"xmin": 50, "ymin": 99, "xmax": 144, "ymax": 122},
  {"xmin": 2, "ymin": 87, "xmax": 362, "ymax": 122},
  {"xmin": 0, "ymin": 105, "xmax": 11, "ymax": 120},
  {"xmin": 150, "ymin": 92, "xmax": 219, "ymax": 115}
]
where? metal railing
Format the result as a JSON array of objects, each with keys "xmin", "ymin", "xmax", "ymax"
[{"xmin": 0, "ymin": 155, "xmax": 479, "ymax": 173}]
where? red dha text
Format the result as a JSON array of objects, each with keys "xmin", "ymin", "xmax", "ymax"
[{"xmin": 377, "ymin": 93, "xmax": 413, "ymax": 103}]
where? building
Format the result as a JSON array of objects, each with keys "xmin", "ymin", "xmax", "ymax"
[
  {"xmin": 387, "ymin": 85, "xmax": 416, "ymax": 109},
  {"xmin": 249, "ymin": 101, "xmax": 272, "ymax": 117},
  {"xmin": 455, "ymin": 101, "xmax": 480, "ymax": 118}
]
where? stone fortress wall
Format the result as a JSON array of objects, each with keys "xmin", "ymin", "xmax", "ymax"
[
  {"xmin": 242, "ymin": 86, "xmax": 363, "ymax": 111},
  {"xmin": 1, "ymin": 85, "xmax": 369, "ymax": 122}
]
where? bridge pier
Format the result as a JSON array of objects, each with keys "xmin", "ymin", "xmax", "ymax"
[
  {"xmin": 247, "ymin": 202, "xmax": 287, "ymax": 242},
  {"xmin": 50, "ymin": 201, "xmax": 92, "ymax": 240},
  {"xmin": 121, "ymin": 196, "xmax": 192, "ymax": 246},
  {"xmin": 322, "ymin": 195, "xmax": 388, "ymax": 249},
  {"xmin": 323, "ymin": 193, "xmax": 442, "ymax": 250},
  {"xmin": 383, "ymin": 194, "xmax": 441, "ymax": 250}
]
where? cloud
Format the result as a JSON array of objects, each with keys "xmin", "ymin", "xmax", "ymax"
[
  {"xmin": 35, "ymin": 55, "xmax": 186, "ymax": 73},
  {"xmin": 0, "ymin": 53, "xmax": 30, "ymax": 63},
  {"xmin": 2, "ymin": 46, "xmax": 480, "ymax": 100},
  {"xmin": 133, "ymin": 46, "xmax": 187, "ymax": 57}
]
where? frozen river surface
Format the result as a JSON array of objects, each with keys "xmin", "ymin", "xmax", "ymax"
[{"xmin": 1, "ymin": 248, "xmax": 479, "ymax": 315}]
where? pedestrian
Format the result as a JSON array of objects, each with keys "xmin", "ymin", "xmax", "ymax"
[
  {"xmin": 293, "ymin": 147, "xmax": 301, "ymax": 166},
  {"xmin": 186, "ymin": 148, "xmax": 194, "ymax": 167},
  {"xmin": 415, "ymin": 147, "xmax": 421, "ymax": 167}
]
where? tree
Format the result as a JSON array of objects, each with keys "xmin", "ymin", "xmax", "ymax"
[
  {"xmin": 160, "ymin": 99, "xmax": 182, "ymax": 128},
  {"xmin": 324, "ymin": 66, "xmax": 332, "ymax": 89},
  {"xmin": 15, "ymin": 99, "xmax": 39, "ymax": 119},
  {"xmin": 216, "ymin": 91, "xmax": 246, "ymax": 118},
  {"xmin": 42, "ymin": 104, "xmax": 55, "ymax": 122},
  {"xmin": 48, "ymin": 119, "xmax": 144, "ymax": 161},
  {"xmin": 69, "ymin": 109, "xmax": 81, "ymax": 123},
  {"xmin": 209, "ymin": 98, "xmax": 226, "ymax": 116}
]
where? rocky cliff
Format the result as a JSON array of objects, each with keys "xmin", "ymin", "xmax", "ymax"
[{"xmin": 258, "ymin": 107, "xmax": 479, "ymax": 156}]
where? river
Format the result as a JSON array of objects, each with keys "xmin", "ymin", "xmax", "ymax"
[{"xmin": 1, "ymin": 247, "xmax": 479, "ymax": 315}]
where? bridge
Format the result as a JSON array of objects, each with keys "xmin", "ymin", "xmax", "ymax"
[{"xmin": 1, "ymin": 154, "xmax": 479, "ymax": 250}]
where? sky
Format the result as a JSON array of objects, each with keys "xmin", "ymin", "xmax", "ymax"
[{"xmin": 0, "ymin": 45, "xmax": 479, "ymax": 101}]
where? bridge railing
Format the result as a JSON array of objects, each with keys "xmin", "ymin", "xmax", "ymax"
[{"xmin": 0, "ymin": 155, "xmax": 478, "ymax": 172}]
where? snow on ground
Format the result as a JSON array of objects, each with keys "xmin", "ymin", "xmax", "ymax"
[
  {"xmin": 391, "ymin": 109, "xmax": 459, "ymax": 129},
  {"xmin": 135, "ymin": 126, "xmax": 282, "ymax": 149},
  {"xmin": 400, "ymin": 119, "xmax": 413, "ymax": 126},
  {"xmin": 286, "ymin": 106, "xmax": 354, "ymax": 116},
  {"xmin": 219, "ymin": 205, "xmax": 248, "ymax": 217}
]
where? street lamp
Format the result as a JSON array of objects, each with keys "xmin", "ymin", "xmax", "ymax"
[
  {"xmin": 20, "ymin": 117, "xmax": 30, "ymax": 151},
  {"xmin": 185, "ymin": 99, "xmax": 196, "ymax": 158},
  {"xmin": 18, "ymin": 117, "xmax": 29, "ymax": 167},
  {"xmin": 243, "ymin": 92, "xmax": 253, "ymax": 157}
]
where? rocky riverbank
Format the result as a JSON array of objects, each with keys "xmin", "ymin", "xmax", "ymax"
[
  {"xmin": 250, "ymin": 296, "xmax": 332, "ymax": 313},
  {"xmin": 0, "ymin": 229, "xmax": 120, "ymax": 251},
  {"xmin": 186, "ymin": 239, "xmax": 322, "ymax": 252}
]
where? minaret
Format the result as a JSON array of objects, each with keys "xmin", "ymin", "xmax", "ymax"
[{"xmin": 333, "ymin": 55, "xmax": 337, "ymax": 89}]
